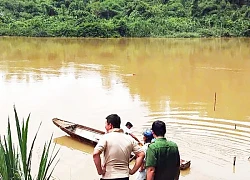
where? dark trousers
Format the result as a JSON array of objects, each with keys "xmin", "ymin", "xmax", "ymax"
[{"xmin": 100, "ymin": 178, "xmax": 129, "ymax": 180}]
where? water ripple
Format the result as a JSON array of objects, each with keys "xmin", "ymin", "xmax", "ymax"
[{"xmin": 146, "ymin": 110, "xmax": 250, "ymax": 165}]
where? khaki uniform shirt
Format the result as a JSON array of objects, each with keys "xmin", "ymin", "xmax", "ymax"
[{"xmin": 94, "ymin": 128, "xmax": 142, "ymax": 179}]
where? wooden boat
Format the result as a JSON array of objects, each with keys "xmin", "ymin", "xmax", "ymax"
[
  {"xmin": 53, "ymin": 118, "xmax": 191, "ymax": 170},
  {"xmin": 180, "ymin": 159, "xmax": 191, "ymax": 170},
  {"xmin": 52, "ymin": 118, "xmax": 105, "ymax": 146}
]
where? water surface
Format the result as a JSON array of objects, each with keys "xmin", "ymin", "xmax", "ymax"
[{"xmin": 1, "ymin": 37, "xmax": 250, "ymax": 180}]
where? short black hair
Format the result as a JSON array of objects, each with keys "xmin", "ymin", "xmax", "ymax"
[
  {"xmin": 125, "ymin": 122, "xmax": 133, "ymax": 128},
  {"xmin": 152, "ymin": 120, "xmax": 166, "ymax": 137},
  {"xmin": 106, "ymin": 114, "xmax": 121, "ymax": 128}
]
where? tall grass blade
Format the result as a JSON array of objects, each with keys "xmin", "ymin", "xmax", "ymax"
[
  {"xmin": 14, "ymin": 106, "xmax": 27, "ymax": 179},
  {"xmin": 0, "ymin": 141, "xmax": 8, "ymax": 179},
  {"xmin": 27, "ymin": 122, "xmax": 41, "ymax": 180},
  {"xmin": 36, "ymin": 135, "xmax": 59, "ymax": 180},
  {"xmin": 0, "ymin": 142, "xmax": 8, "ymax": 180},
  {"xmin": 0, "ymin": 119, "xmax": 22, "ymax": 180},
  {"xmin": 3, "ymin": 137, "xmax": 13, "ymax": 179},
  {"xmin": 41, "ymin": 136, "xmax": 59, "ymax": 180},
  {"xmin": 37, "ymin": 143, "xmax": 48, "ymax": 180},
  {"xmin": 45, "ymin": 148, "xmax": 60, "ymax": 179},
  {"xmin": 7, "ymin": 120, "xmax": 15, "ymax": 176}
]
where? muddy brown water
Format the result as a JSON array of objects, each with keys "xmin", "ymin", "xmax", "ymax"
[{"xmin": 1, "ymin": 37, "xmax": 250, "ymax": 180}]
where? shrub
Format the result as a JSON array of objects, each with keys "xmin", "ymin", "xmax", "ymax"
[{"xmin": 0, "ymin": 106, "xmax": 59, "ymax": 180}]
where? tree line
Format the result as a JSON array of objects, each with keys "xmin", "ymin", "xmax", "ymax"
[{"xmin": 0, "ymin": 0, "xmax": 249, "ymax": 37}]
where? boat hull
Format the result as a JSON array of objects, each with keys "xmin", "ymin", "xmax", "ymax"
[{"xmin": 52, "ymin": 118, "xmax": 105, "ymax": 146}]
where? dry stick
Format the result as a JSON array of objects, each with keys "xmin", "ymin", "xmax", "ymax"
[{"xmin": 214, "ymin": 92, "xmax": 217, "ymax": 111}]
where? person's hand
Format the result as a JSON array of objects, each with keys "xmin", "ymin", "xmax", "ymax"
[
  {"xmin": 129, "ymin": 168, "xmax": 135, "ymax": 175},
  {"xmin": 139, "ymin": 163, "xmax": 145, "ymax": 172},
  {"xmin": 98, "ymin": 165, "xmax": 106, "ymax": 175}
]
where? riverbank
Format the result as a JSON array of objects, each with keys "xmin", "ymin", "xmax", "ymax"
[{"xmin": 0, "ymin": 0, "xmax": 249, "ymax": 37}]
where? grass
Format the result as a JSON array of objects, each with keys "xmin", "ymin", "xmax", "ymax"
[{"xmin": 0, "ymin": 106, "xmax": 59, "ymax": 180}]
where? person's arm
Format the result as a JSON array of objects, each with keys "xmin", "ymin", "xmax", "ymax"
[
  {"xmin": 145, "ymin": 145, "xmax": 157, "ymax": 180},
  {"xmin": 129, "ymin": 133, "xmax": 143, "ymax": 146},
  {"xmin": 129, "ymin": 151, "xmax": 145, "ymax": 175},
  {"xmin": 174, "ymin": 148, "xmax": 181, "ymax": 180},
  {"xmin": 174, "ymin": 167, "xmax": 180, "ymax": 180},
  {"xmin": 93, "ymin": 136, "xmax": 106, "ymax": 176},
  {"xmin": 93, "ymin": 149, "xmax": 105, "ymax": 175},
  {"xmin": 146, "ymin": 166, "xmax": 155, "ymax": 180},
  {"xmin": 139, "ymin": 160, "xmax": 145, "ymax": 172}
]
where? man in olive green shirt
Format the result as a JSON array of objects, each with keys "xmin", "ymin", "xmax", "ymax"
[{"xmin": 146, "ymin": 120, "xmax": 180, "ymax": 180}]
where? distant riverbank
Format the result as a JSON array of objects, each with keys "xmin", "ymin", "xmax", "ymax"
[{"xmin": 0, "ymin": 0, "xmax": 250, "ymax": 38}]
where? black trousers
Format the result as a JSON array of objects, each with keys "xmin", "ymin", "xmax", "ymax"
[{"xmin": 100, "ymin": 178, "xmax": 129, "ymax": 180}]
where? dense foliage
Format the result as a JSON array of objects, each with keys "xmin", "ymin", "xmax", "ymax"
[{"xmin": 0, "ymin": 0, "xmax": 249, "ymax": 37}]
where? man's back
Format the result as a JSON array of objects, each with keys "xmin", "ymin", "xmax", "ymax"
[
  {"xmin": 93, "ymin": 114, "xmax": 144, "ymax": 180},
  {"xmin": 146, "ymin": 138, "xmax": 180, "ymax": 180},
  {"xmin": 95, "ymin": 129, "xmax": 141, "ymax": 179}
]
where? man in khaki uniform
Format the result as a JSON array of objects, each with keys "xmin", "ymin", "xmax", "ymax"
[{"xmin": 93, "ymin": 114, "xmax": 145, "ymax": 180}]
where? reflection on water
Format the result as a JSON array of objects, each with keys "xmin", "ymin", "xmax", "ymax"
[
  {"xmin": 1, "ymin": 37, "xmax": 250, "ymax": 120},
  {"xmin": 1, "ymin": 37, "xmax": 250, "ymax": 180},
  {"xmin": 54, "ymin": 135, "xmax": 94, "ymax": 154}
]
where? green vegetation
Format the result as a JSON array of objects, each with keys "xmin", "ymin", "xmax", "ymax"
[
  {"xmin": 0, "ymin": 0, "xmax": 249, "ymax": 37},
  {"xmin": 0, "ymin": 107, "xmax": 59, "ymax": 180}
]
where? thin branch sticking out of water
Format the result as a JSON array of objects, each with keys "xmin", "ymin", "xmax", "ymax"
[{"xmin": 214, "ymin": 92, "xmax": 217, "ymax": 111}]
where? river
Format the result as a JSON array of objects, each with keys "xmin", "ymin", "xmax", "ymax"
[{"xmin": 0, "ymin": 37, "xmax": 250, "ymax": 180}]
